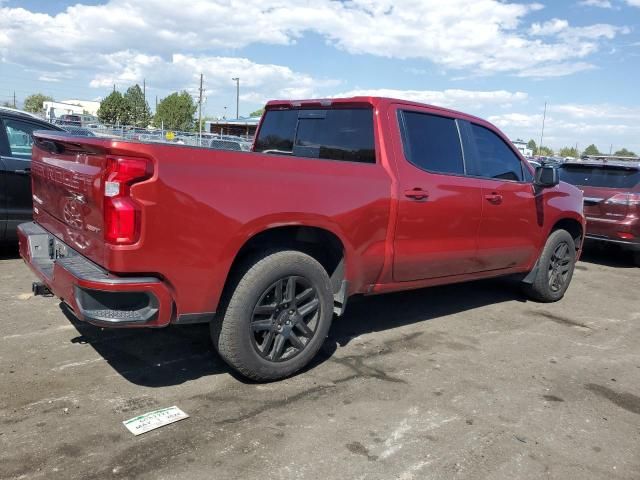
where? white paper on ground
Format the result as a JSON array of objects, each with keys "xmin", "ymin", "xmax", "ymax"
[{"xmin": 123, "ymin": 406, "xmax": 189, "ymax": 436}]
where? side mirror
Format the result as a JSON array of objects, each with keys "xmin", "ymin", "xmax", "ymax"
[{"xmin": 534, "ymin": 165, "xmax": 559, "ymax": 188}]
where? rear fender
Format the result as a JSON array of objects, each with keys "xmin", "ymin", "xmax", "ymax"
[{"xmin": 205, "ymin": 214, "xmax": 358, "ymax": 314}]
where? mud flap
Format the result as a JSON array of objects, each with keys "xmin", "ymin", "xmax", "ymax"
[
  {"xmin": 521, "ymin": 259, "xmax": 540, "ymax": 285},
  {"xmin": 333, "ymin": 280, "xmax": 349, "ymax": 316}
]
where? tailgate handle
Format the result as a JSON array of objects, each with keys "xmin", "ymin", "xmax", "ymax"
[{"xmin": 404, "ymin": 188, "xmax": 429, "ymax": 201}]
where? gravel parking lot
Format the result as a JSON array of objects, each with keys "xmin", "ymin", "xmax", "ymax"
[{"xmin": 1, "ymin": 244, "xmax": 639, "ymax": 480}]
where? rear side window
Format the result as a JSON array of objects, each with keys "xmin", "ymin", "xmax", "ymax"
[
  {"xmin": 254, "ymin": 108, "xmax": 375, "ymax": 163},
  {"xmin": 399, "ymin": 111, "xmax": 464, "ymax": 175},
  {"xmin": 469, "ymin": 124, "xmax": 524, "ymax": 182},
  {"xmin": 2, "ymin": 118, "xmax": 40, "ymax": 159},
  {"xmin": 559, "ymin": 165, "xmax": 640, "ymax": 189},
  {"xmin": 253, "ymin": 109, "xmax": 298, "ymax": 154}
]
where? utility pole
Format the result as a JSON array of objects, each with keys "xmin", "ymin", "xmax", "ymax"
[
  {"xmin": 13, "ymin": 91, "xmax": 16, "ymax": 108},
  {"xmin": 609, "ymin": 144, "xmax": 613, "ymax": 155},
  {"xmin": 538, "ymin": 101, "xmax": 547, "ymax": 157},
  {"xmin": 155, "ymin": 95, "xmax": 158, "ymax": 113},
  {"xmin": 232, "ymin": 77, "xmax": 239, "ymax": 119},
  {"xmin": 143, "ymin": 79, "xmax": 146, "ymax": 121},
  {"xmin": 113, "ymin": 84, "xmax": 116, "ymax": 93},
  {"xmin": 198, "ymin": 73, "xmax": 204, "ymax": 144}
]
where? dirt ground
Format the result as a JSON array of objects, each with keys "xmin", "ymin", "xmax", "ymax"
[{"xmin": 1, "ymin": 244, "xmax": 639, "ymax": 480}]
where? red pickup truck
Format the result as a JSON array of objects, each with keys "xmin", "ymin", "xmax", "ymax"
[{"xmin": 19, "ymin": 97, "xmax": 585, "ymax": 380}]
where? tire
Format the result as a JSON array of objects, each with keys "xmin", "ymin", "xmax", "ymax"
[
  {"xmin": 633, "ymin": 251, "xmax": 640, "ymax": 267},
  {"xmin": 523, "ymin": 229, "xmax": 577, "ymax": 303},
  {"xmin": 211, "ymin": 250, "xmax": 334, "ymax": 381}
]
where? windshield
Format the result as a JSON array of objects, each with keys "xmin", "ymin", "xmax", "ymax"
[{"xmin": 559, "ymin": 165, "xmax": 639, "ymax": 189}]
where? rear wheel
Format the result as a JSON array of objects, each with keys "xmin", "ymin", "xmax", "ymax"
[
  {"xmin": 524, "ymin": 229, "xmax": 576, "ymax": 302},
  {"xmin": 211, "ymin": 250, "xmax": 334, "ymax": 381},
  {"xmin": 633, "ymin": 251, "xmax": 640, "ymax": 267}
]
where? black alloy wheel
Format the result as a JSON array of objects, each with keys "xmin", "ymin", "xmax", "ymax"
[
  {"xmin": 250, "ymin": 276, "xmax": 320, "ymax": 362},
  {"xmin": 548, "ymin": 241, "xmax": 572, "ymax": 292},
  {"xmin": 211, "ymin": 249, "xmax": 334, "ymax": 381},
  {"xmin": 523, "ymin": 228, "xmax": 576, "ymax": 303}
]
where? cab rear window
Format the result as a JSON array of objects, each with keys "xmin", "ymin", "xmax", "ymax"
[
  {"xmin": 254, "ymin": 108, "xmax": 375, "ymax": 163},
  {"xmin": 559, "ymin": 165, "xmax": 640, "ymax": 189}
]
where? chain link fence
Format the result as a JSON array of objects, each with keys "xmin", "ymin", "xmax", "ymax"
[{"xmin": 49, "ymin": 117, "xmax": 253, "ymax": 152}]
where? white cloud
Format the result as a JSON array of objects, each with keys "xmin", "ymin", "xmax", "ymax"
[
  {"xmin": 0, "ymin": 0, "xmax": 629, "ymax": 79},
  {"xmin": 489, "ymin": 103, "xmax": 640, "ymax": 152},
  {"xmin": 516, "ymin": 62, "xmax": 596, "ymax": 78},
  {"xmin": 89, "ymin": 52, "xmax": 339, "ymax": 103},
  {"xmin": 551, "ymin": 103, "xmax": 640, "ymax": 120},
  {"xmin": 625, "ymin": 0, "xmax": 640, "ymax": 6},
  {"xmin": 579, "ymin": 0, "xmax": 613, "ymax": 8},
  {"xmin": 530, "ymin": 19, "xmax": 570, "ymax": 35},
  {"xmin": 334, "ymin": 88, "xmax": 528, "ymax": 110}
]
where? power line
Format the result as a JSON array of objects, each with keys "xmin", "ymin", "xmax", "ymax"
[
  {"xmin": 538, "ymin": 101, "xmax": 547, "ymax": 153},
  {"xmin": 198, "ymin": 73, "xmax": 204, "ymax": 142},
  {"xmin": 232, "ymin": 77, "xmax": 239, "ymax": 119}
]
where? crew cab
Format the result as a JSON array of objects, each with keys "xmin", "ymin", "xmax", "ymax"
[
  {"xmin": 19, "ymin": 97, "xmax": 585, "ymax": 380},
  {"xmin": 559, "ymin": 159, "xmax": 639, "ymax": 264}
]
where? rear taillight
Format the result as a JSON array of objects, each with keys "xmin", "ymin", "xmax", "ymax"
[
  {"xmin": 605, "ymin": 193, "xmax": 640, "ymax": 207},
  {"xmin": 104, "ymin": 156, "xmax": 152, "ymax": 245}
]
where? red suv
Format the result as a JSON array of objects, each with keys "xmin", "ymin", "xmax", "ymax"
[{"xmin": 559, "ymin": 159, "xmax": 640, "ymax": 264}]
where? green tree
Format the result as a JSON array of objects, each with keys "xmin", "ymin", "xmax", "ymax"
[
  {"xmin": 198, "ymin": 116, "xmax": 216, "ymax": 133},
  {"xmin": 583, "ymin": 144, "xmax": 600, "ymax": 156},
  {"xmin": 613, "ymin": 148, "xmax": 636, "ymax": 157},
  {"xmin": 527, "ymin": 139, "xmax": 537, "ymax": 152},
  {"xmin": 537, "ymin": 146, "xmax": 554, "ymax": 156},
  {"xmin": 154, "ymin": 91, "xmax": 197, "ymax": 131},
  {"xmin": 97, "ymin": 91, "xmax": 129, "ymax": 125},
  {"xmin": 23, "ymin": 93, "xmax": 53, "ymax": 113},
  {"xmin": 559, "ymin": 147, "xmax": 579, "ymax": 158},
  {"xmin": 249, "ymin": 107, "xmax": 265, "ymax": 117},
  {"xmin": 124, "ymin": 84, "xmax": 151, "ymax": 127}
]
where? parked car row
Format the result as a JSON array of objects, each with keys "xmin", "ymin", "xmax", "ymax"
[{"xmin": 559, "ymin": 159, "xmax": 640, "ymax": 263}]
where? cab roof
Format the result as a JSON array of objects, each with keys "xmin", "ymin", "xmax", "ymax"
[{"xmin": 265, "ymin": 96, "xmax": 489, "ymax": 125}]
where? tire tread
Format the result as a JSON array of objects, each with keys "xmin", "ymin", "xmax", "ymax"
[{"xmin": 212, "ymin": 249, "xmax": 333, "ymax": 381}]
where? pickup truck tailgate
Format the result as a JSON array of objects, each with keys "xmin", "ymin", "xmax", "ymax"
[{"xmin": 31, "ymin": 133, "xmax": 118, "ymax": 265}]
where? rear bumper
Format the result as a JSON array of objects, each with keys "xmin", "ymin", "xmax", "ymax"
[
  {"xmin": 18, "ymin": 222, "xmax": 174, "ymax": 328},
  {"xmin": 585, "ymin": 216, "xmax": 640, "ymax": 251},
  {"xmin": 585, "ymin": 234, "xmax": 640, "ymax": 251}
]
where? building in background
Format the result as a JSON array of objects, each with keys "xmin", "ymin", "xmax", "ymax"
[
  {"xmin": 512, "ymin": 139, "xmax": 533, "ymax": 157},
  {"xmin": 61, "ymin": 99, "xmax": 100, "ymax": 116},
  {"xmin": 42, "ymin": 99, "xmax": 100, "ymax": 122},
  {"xmin": 205, "ymin": 117, "xmax": 261, "ymax": 138}
]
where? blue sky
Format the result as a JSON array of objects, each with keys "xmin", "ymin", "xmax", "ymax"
[{"xmin": 1, "ymin": 0, "xmax": 639, "ymax": 152}]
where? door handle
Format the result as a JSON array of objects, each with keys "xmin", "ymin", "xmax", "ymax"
[
  {"xmin": 14, "ymin": 168, "xmax": 31, "ymax": 175},
  {"xmin": 484, "ymin": 193, "xmax": 503, "ymax": 204},
  {"xmin": 404, "ymin": 188, "xmax": 429, "ymax": 201}
]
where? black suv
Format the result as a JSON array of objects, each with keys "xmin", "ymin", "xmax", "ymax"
[{"xmin": 0, "ymin": 107, "xmax": 63, "ymax": 243}]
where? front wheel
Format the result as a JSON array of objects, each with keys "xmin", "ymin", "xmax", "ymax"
[
  {"xmin": 211, "ymin": 250, "xmax": 334, "ymax": 381},
  {"xmin": 523, "ymin": 229, "xmax": 577, "ymax": 302}
]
